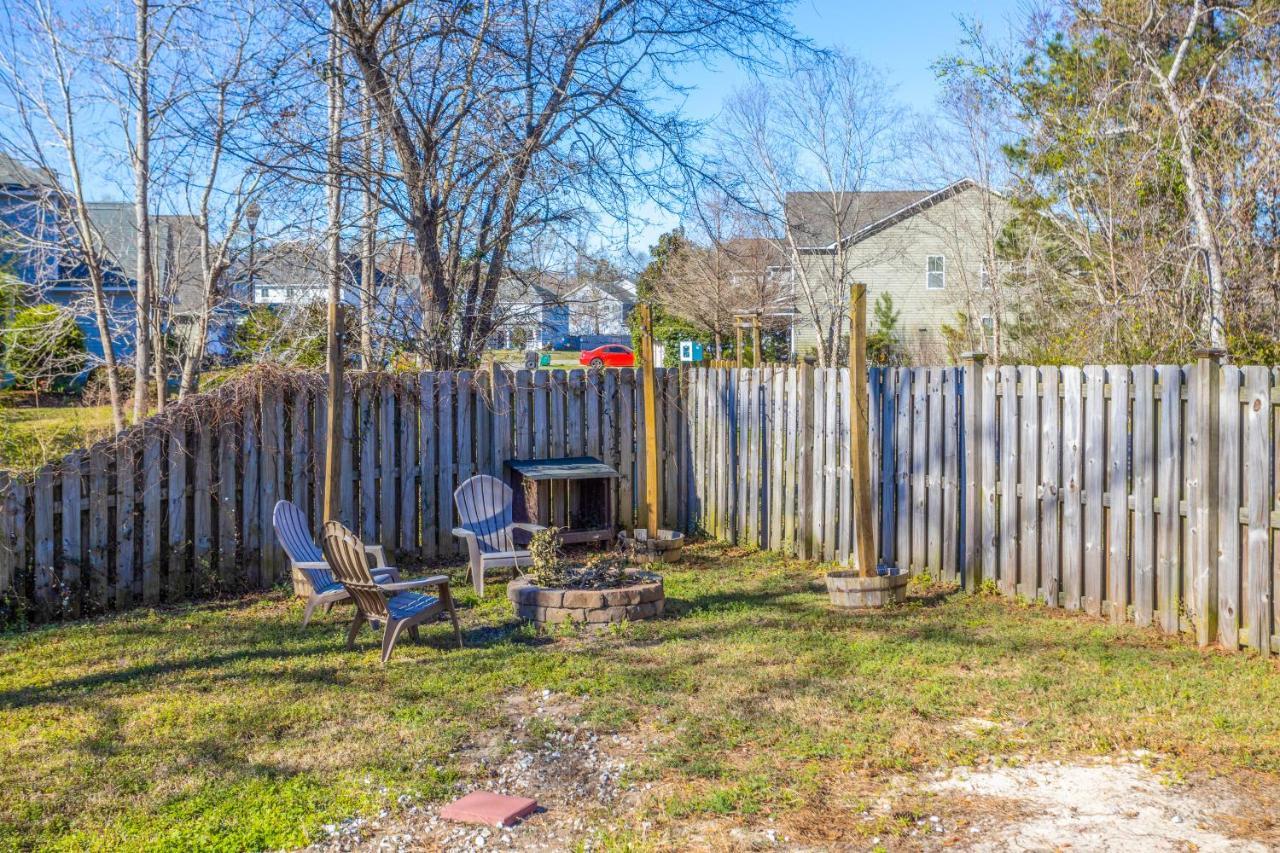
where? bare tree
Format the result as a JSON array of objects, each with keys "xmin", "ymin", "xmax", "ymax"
[
  {"xmin": 653, "ymin": 192, "xmax": 790, "ymax": 355},
  {"xmin": 1076, "ymin": 0, "xmax": 1271, "ymax": 350},
  {"xmin": 718, "ymin": 51, "xmax": 904, "ymax": 366},
  {"xmin": 905, "ymin": 70, "xmax": 1018, "ymax": 364},
  {"xmin": 0, "ymin": 0, "xmax": 128, "ymax": 430},
  {"xmin": 168, "ymin": 1, "xmax": 271, "ymax": 399},
  {"xmin": 312, "ymin": 0, "xmax": 799, "ymax": 368},
  {"xmin": 943, "ymin": 2, "xmax": 1280, "ymax": 363}
]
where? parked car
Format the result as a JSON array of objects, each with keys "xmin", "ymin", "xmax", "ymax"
[{"xmin": 580, "ymin": 344, "xmax": 635, "ymax": 368}]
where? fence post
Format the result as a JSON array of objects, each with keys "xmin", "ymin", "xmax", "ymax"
[
  {"xmin": 1192, "ymin": 347, "xmax": 1224, "ymax": 647},
  {"xmin": 961, "ymin": 352, "xmax": 987, "ymax": 591},
  {"xmin": 796, "ymin": 361, "xmax": 814, "ymax": 560}
]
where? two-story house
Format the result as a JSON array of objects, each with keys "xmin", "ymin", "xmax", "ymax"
[
  {"xmin": 0, "ymin": 152, "xmax": 208, "ymax": 366},
  {"xmin": 563, "ymin": 278, "xmax": 636, "ymax": 338},
  {"xmin": 785, "ymin": 179, "xmax": 1008, "ymax": 363}
]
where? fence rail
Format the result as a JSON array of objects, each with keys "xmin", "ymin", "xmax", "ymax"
[
  {"xmin": 683, "ymin": 357, "xmax": 1278, "ymax": 656},
  {"xmin": 0, "ymin": 367, "xmax": 686, "ymax": 624}
]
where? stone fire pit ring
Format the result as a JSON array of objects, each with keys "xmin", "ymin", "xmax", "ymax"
[{"xmin": 508, "ymin": 571, "xmax": 665, "ymax": 626}]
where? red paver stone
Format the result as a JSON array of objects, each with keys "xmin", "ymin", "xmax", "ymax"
[{"xmin": 440, "ymin": 791, "xmax": 539, "ymax": 827}]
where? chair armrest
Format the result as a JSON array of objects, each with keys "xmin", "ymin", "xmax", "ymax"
[
  {"xmin": 378, "ymin": 575, "xmax": 450, "ymax": 593},
  {"xmin": 452, "ymin": 527, "xmax": 477, "ymax": 540},
  {"xmin": 294, "ymin": 561, "xmax": 329, "ymax": 570},
  {"xmin": 363, "ymin": 544, "xmax": 388, "ymax": 568}
]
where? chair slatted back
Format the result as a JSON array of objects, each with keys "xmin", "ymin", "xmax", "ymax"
[
  {"xmin": 454, "ymin": 475, "xmax": 516, "ymax": 554},
  {"xmin": 273, "ymin": 500, "xmax": 333, "ymax": 590},
  {"xmin": 321, "ymin": 521, "xmax": 389, "ymax": 621}
]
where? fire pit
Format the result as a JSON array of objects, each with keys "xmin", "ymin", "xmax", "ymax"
[
  {"xmin": 508, "ymin": 571, "xmax": 665, "ymax": 625},
  {"xmin": 507, "ymin": 528, "xmax": 665, "ymax": 627}
]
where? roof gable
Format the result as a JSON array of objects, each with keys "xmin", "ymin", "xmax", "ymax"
[{"xmin": 785, "ymin": 179, "xmax": 983, "ymax": 251}]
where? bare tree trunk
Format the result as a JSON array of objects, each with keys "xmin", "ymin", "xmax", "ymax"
[
  {"xmin": 132, "ymin": 0, "xmax": 153, "ymax": 421},
  {"xmin": 324, "ymin": 23, "xmax": 346, "ymax": 520},
  {"xmin": 359, "ymin": 87, "xmax": 375, "ymax": 369},
  {"xmin": 1162, "ymin": 82, "xmax": 1227, "ymax": 350},
  {"xmin": 30, "ymin": 5, "xmax": 127, "ymax": 432}
]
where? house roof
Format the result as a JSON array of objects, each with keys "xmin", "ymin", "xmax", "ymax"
[
  {"xmin": 563, "ymin": 278, "xmax": 635, "ymax": 304},
  {"xmin": 0, "ymin": 152, "xmax": 53, "ymax": 188},
  {"xmin": 498, "ymin": 276, "xmax": 561, "ymax": 306},
  {"xmin": 784, "ymin": 180, "xmax": 980, "ymax": 250},
  {"xmin": 251, "ymin": 241, "xmax": 332, "ymax": 285},
  {"xmin": 83, "ymin": 203, "xmax": 205, "ymax": 308}
]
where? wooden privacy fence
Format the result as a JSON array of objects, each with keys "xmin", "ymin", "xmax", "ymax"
[
  {"xmin": 683, "ymin": 355, "xmax": 1279, "ymax": 655},
  {"xmin": 0, "ymin": 367, "xmax": 686, "ymax": 625}
]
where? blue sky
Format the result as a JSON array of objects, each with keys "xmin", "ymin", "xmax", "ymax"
[
  {"xmin": 618, "ymin": 0, "xmax": 1027, "ymax": 255},
  {"xmin": 677, "ymin": 0, "xmax": 1025, "ymax": 122}
]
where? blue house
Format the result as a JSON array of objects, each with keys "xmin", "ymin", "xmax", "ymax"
[{"xmin": 0, "ymin": 153, "xmax": 209, "ymax": 367}]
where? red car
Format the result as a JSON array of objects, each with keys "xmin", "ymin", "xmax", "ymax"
[{"xmin": 579, "ymin": 344, "xmax": 635, "ymax": 368}]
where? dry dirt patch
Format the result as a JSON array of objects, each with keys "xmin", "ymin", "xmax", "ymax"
[
  {"xmin": 927, "ymin": 758, "xmax": 1276, "ymax": 852},
  {"xmin": 305, "ymin": 690, "xmax": 651, "ymax": 852}
]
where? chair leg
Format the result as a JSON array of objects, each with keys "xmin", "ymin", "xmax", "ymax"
[
  {"xmin": 302, "ymin": 595, "xmax": 320, "ymax": 628},
  {"xmin": 345, "ymin": 612, "xmax": 366, "ymax": 650},
  {"xmin": 472, "ymin": 559, "xmax": 485, "ymax": 598},
  {"xmin": 381, "ymin": 619, "xmax": 409, "ymax": 665},
  {"xmin": 441, "ymin": 584, "xmax": 463, "ymax": 649}
]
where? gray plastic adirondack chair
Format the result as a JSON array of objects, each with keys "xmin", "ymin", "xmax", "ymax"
[
  {"xmin": 451, "ymin": 474, "xmax": 546, "ymax": 597},
  {"xmin": 273, "ymin": 500, "xmax": 398, "ymax": 626},
  {"xmin": 322, "ymin": 520, "xmax": 462, "ymax": 664}
]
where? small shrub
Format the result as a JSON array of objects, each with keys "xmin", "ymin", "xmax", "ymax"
[
  {"xmin": 3, "ymin": 304, "xmax": 86, "ymax": 392},
  {"xmin": 526, "ymin": 526, "xmax": 634, "ymax": 589}
]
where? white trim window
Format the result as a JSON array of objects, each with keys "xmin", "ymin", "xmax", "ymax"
[{"xmin": 926, "ymin": 255, "xmax": 945, "ymax": 290}]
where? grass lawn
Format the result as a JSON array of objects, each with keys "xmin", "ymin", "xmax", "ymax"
[
  {"xmin": 2, "ymin": 542, "xmax": 1279, "ymax": 851},
  {"xmin": 488, "ymin": 350, "xmax": 587, "ymax": 369},
  {"xmin": 0, "ymin": 396, "xmax": 118, "ymax": 471}
]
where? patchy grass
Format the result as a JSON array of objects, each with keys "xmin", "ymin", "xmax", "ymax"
[
  {"xmin": 1, "ymin": 542, "xmax": 1279, "ymax": 850},
  {"xmin": 489, "ymin": 350, "xmax": 586, "ymax": 368},
  {"xmin": 0, "ymin": 397, "xmax": 117, "ymax": 471}
]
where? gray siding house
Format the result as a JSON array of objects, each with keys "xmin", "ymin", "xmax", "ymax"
[{"xmin": 786, "ymin": 179, "xmax": 1009, "ymax": 363}]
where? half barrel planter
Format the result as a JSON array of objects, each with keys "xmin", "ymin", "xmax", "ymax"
[
  {"xmin": 617, "ymin": 529, "xmax": 685, "ymax": 563},
  {"xmin": 825, "ymin": 568, "xmax": 909, "ymax": 608},
  {"xmin": 508, "ymin": 570, "xmax": 665, "ymax": 626}
]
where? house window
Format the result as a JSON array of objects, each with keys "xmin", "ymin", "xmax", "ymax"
[
  {"xmin": 980, "ymin": 315, "xmax": 994, "ymax": 335},
  {"xmin": 926, "ymin": 255, "xmax": 945, "ymax": 290}
]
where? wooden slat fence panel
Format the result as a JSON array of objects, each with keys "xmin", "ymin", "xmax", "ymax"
[{"xmin": 7, "ymin": 359, "xmax": 1280, "ymax": 659}]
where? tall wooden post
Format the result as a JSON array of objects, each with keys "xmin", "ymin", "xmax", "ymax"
[
  {"xmin": 849, "ymin": 284, "xmax": 878, "ymax": 577},
  {"xmin": 734, "ymin": 321, "xmax": 744, "ymax": 369},
  {"xmin": 637, "ymin": 304, "xmax": 661, "ymax": 536},
  {"xmin": 961, "ymin": 351, "xmax": 987, "ymax": 590},
  {"xmin": 323, "ymin": 23, "xmax": 345, "ymax": 523},
  {"xmin": 751, "ymin": 314, "xmax": 762, "ymax": 368},
  {"xmin": 1192, "ymin": 347, "xmax": 1223, "ymax": 646},
  {"xmin": 324, "ymin": 305, "xmax": 345, "ymax": 522}
]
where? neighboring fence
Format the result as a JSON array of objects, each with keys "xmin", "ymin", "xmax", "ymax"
[
  {"xmin": 683, "ymin": 357, "xmax": 1279, "ymax": 656},
  {"xmin": 0, "ymin": 367, "xmax": 686, "ymax": 624}
]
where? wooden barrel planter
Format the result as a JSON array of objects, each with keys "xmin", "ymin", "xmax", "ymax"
[
  {"xmin": 617, "ymin": 529, "xmax": 684, "ymax": 564},
  {"xmin": 825, "ymin": 568, "xmax": 908, "ymax": 609},
  {"xmin": 508, "ymin": 571, "xmax": 665, "ymax": 627}
]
